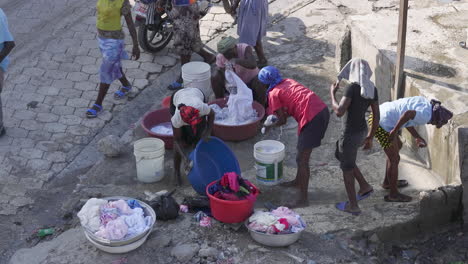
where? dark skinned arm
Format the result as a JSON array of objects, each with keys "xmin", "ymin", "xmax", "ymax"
[
  {"xmin": 388, "ymin": 110, "xmax": 416, "ymax": 142},
  {"xmin": 273, "ymin": 108, "xmax": 288, "ymax": 127},
  {"xmin": 230, "ymin": 0, "xmax": 241, "ymax": 15},
  {"xmin": 201, "ymin": 109, "xmax": 215, "ymax": 141},
  {"xmin": 330, "ymin": 81, "xmax": 351, "ymax": 117},
  {"xmin": 124, "ymin": 8, "xmax": 140, "ymax": 60},
  {"xmin": 363, "ymin": 102, "xmax": 380, "ymax": 149},
  {"xmin": 173, "ymin": 127, "xmax": 188, "ymax": 163},
  {"xmin": 0, "ymin": 41, "xmax": 15, "ymax": 64},
  {"xmin": 233, "ymin": 46, "xmax": 257, "ymax": 69},
  {"xmin": 406, "ymin": 126, "xmax": 427, "ymax": 147}
]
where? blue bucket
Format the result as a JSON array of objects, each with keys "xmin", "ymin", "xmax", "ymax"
[{"xmin": 188, "ymin": 137, "xmax": 241, "ymax": 195}]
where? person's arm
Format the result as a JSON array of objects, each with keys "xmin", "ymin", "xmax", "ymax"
[
  {"xmin": 173, "ymin": 126, "xmax": 188, "ymax": 162},
  {"xmin": 406, "ymin": 126, "xmax": 427, "ymax": 148},
  {"xmin": 330, "ymin": 81, "xmax": 351, "ymax": 117},
  {"xmin": 272, "ymin": 108, "xmax": 288, "ymax": 127},
  {"xmin": 233, "ymin": 46, "xmax": 257, "ymax": 69},
  {"xmin": 124, "ymin": 5, "xmax": 140, "ymax": 60},
  {"xmin": 230, "ymin": 0, "xmax": 241, "ymax": 15},
  {"xmin": 201, "ymin": 109, "xmax": 215, "ymax": 141},
  {"xmin": 0, "ymin": 41, "xmax": 15, "ymax": 64},
  {"xmin": 388, "ymin": 110, "xmax": 416, "ymax": 142},
  {"xmin": 363, "ymin": 102, "xmax": 380, "ymax": 150}
]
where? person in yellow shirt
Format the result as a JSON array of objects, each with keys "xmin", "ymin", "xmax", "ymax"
[{"xmin": 87, "ymin": 0, "xmax": 140, "ymax": 118}]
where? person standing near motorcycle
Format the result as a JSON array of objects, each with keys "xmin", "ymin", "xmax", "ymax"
[
  {"xmin": 166, "ymin": 0, "xmax": 217, "ymax": 91},
  {"xmin": 86, "ymin": 0, "xmax": 141, "ymax": 118},
  {"xmin": 224, "ymin": 0, "xmax": 268, "ymax": 67}
]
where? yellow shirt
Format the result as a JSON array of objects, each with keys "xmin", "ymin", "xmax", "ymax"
[{"xmin": 96, "ymin": 0, "xmax": 125, "ymax": 31}]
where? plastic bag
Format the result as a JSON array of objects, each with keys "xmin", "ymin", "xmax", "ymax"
[
  {"xmin": 224, "ymin": 70, "xmax": 255, "ymax": 124},
  {"xmin": 149, "ymin": 190, "xmax": 179, "ymax": 221}
]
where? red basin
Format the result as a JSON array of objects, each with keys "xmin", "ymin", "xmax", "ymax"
[
  {"xmin": 208, "ymin": 98, "xmax": 265, "ymax": 142},
  {"xmin": 141, "ymin": 108, "xmax": 174, "ymax": 149}
]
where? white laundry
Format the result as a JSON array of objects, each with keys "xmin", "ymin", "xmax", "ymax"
[
  {"xmin": 94, "ymin": 217, "xmax": 128, "ymax": 240},
  {"xmin": 77, "ymin": 198, "xmax": 108, "ymax": 232},
  {"xmin": 151, "ymin": 122, "xmax": 173, "ymax": 136},
  {"xmin": 121, "ymin": 208, "xmax": 152, "ymax": 238},
  {"xmin": 210, "ymin": 104, "xmax": 259, "ymax": 126}
]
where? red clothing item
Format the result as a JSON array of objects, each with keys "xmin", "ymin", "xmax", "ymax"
[{"xmin": 267, "ymin": 79, "xmax": 327, "ymax": 134}]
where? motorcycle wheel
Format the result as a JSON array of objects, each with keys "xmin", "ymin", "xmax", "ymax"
[{"xmin": 138, "ymin": 21, "xmax": 173, "ymax": 53}]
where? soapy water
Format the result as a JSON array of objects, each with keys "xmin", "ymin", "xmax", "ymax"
[
  {"xmin": 210, "ymin": 104, "xmax": 259, "ymax": 126},
  {"xmin": 151, "ymin": 122, "xmax": 173, "ymax": 136},
  {"xmin": 256, "ymin": 145, "xmax": 282, "ymax": 154}
]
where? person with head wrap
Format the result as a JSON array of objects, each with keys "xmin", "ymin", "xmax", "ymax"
[
  {"xmin": 330, "ymin": 58, "xmax": 379, "ymax": 215},
  {"xmin": 211, "ymin": 36, "xmax": 267, "ymax": 106},
  {"xmin": 170, "ymin": 88, "xmax": 215, "ymax": 185},
  {"xmin": 259, "ymin": 66, "xmax": 329, "ymax": 208},
  {"xmin": 371, "ymin": 96, "xmax": 453, "ymax": 202}
]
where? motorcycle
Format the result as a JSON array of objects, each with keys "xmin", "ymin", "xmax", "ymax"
[{"xmin": 134, "ymin": 0, "xmax": 216, "ymax": 53}]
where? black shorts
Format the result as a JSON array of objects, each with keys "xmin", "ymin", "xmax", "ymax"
[
  {"xmin": 335, "ymin": 129, "xmax": 367, "ymax": 170},
  {"xmin": 297, "ymin": 107, "xmax": 330, "ymax": 150}
]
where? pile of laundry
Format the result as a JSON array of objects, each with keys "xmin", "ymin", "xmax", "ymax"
[
  {"xmin": 207, "ymin": 172, "xmax": 259, "ymax": 202},
  {"xmin": 150, "ymin": 122, "xmax": 173, "ymax": 136},
  {"xmin": 247, "ymin": 207, "xmax": 306, "ymax": 234},
  {"xmin": 78, "ymin": 198, "xmax": 153, "ymax": 240},
  {"xmin": 210, "ymin": 104, "xmax": 259, "ymax": 126}
]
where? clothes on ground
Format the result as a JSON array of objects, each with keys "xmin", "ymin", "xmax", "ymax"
[
  {"xmin": 266, "ymin": 78, "xmax": 328, "ymax": 135},
  {"xmin": 237, "ymin": 0, "xmax": 268, "ymax": 46},
  {"xmin": 368, "ymin": 113, "xmax": 392, "ymax": 149},
  {"xmin": 208, "ymin": 172, "xmax": 258, "ymax": 202},
  {"xmin": 78, "ymin": 198, "xmax": 153, "ymax": 240},
  {"xmin": 0, "ymin": 8, "xmax": 14, "ymax": 71},
  {"xmin": 169, "ymin": 4, "xmax": 203, "ymax": 56},
  {"xmin": 297, "ymin": 107, "xmax": 330, "ymax": 150},
  {"xmin": 96, "ymin": 0, "xmax": 131, "ymax": 39},
  {"xmin": 342, "ymin": 83, "xmax": 378, "ymax": 134},
  {"xmin": 337, "ymin": 58, "xmax": 375, "ymax": 100},
  {"xmin": 216, "ymin": 43, "xmax": 260, "ymax": 84},
  {"xmin": 171, "ymin": 88, "xmax": 210, "ymax": 128},
  {"xmin": 248, "ymin": 207, "xmax": 306, "ymax": 234},
  {"xmin": 335, "ymin": 129, "xmax": 368, "ymax": 170},
  {"xmin": 98, "ymin": 37, "xmax": 129, "ymax": 84},
  {"xmin": 151, "ymin": 122, "xmax": 174, "ymax": 135},
  {"xmin": 379, "ymin": 96, "xmax": 432, "ymax": 132}
]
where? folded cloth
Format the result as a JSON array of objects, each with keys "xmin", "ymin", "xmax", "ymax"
[{"xmin": 77, "ymin": 198, "xmax": 108, "ymax": 232}]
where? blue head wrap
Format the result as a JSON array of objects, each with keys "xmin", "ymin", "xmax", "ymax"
[{"xmin": 258, "ymin": 66, "xmax": 283, "ymax": 94}]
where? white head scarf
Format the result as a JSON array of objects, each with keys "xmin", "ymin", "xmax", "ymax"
[{"xmin": 337, "ymin": 58, "xmax": 375, "ymax": 100}]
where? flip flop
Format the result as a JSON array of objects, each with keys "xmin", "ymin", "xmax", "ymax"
[
  {"xmin": 86, "ymin": 104, "xmax": 102, "ymax": 119},
  {"xmin": 167, "ymin": 81, "xmax": 183, "ymax": 91},
  {"xmin": 357, "ymin": 189, "xmax": 374, "ymax": 201},
  {"xmin": 384, "ymin": 194, "xmax": 412, "ymax": 203},
  {"xmin": 114, "ymin": 86, "xmax": 132, "ymax": 100},
  {"xmin": 335, "ymin": 201, "xmax": 361, "ymax": 216},
  {"xmin": 382, "ymin": 180, "xmax": 408, "ymax": 190}
]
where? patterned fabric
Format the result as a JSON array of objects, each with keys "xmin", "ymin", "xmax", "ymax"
[
  {"xmin": 369, "ymin": 113, "xmax": 392, "ymax": 149},
  {"xmin": 169, "ymin": 4, "xmax": 203, "ymax": 56},
  {"xmin": 179, "ymin": 105, "xmax": 203, "ymax": 134},
  {"xmin": 258, "ymin": 66, "xmax": 283, "ymax": 94},
  {"xmin": 98, "ymin": 37, "xmax": 129, "ymax": 84}
]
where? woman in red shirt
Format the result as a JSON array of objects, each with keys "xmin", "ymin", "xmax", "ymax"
[{"xmin": 259, "ymin": 66, "xmax": 330, "ymax": 207}]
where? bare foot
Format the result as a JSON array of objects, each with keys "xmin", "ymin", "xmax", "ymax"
[{"xmin": 358, "ymin": 185, "xmax": 374, "ymax": 196}]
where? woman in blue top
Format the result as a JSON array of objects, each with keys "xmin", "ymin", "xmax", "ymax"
[{"xmin": 369, "ymin": 96, "xmax": 453, "ymax": 202}]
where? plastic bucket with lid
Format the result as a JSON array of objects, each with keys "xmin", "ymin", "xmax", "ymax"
[
  {"xmin": 254, "ymin": 140, "xmax": 285, "ymax": 185},
  {"xmin": 206, "ymin": 181, "xmax": 259, "ymax": 223},
  {"xmin": 133, "ymin": 138, "xmax": 165, "ymax": 183},
  {"xmin": 182, "ymin": 61, "xmax": 212, "ymax": 98}
]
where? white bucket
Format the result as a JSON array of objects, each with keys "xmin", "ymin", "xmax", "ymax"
[
  {"xmin": 133, "ymin": 138, "xmax": 165, "ymax": 183},
  {"xmin": 253, "ymin": 140, "xmax": 286, "ymax": 186},
  {"xmin": 182, "ymin": 61, "xmax": 212, "ymax": 98}
]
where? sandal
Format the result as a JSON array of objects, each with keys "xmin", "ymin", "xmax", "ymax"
[
  {"xmin": 114, "ymin": 86, "xmax": 132, "ymax": 100},
  {"xmin": 86, "ymin": 104, "xmax": 102, "ymax": 118},
  {"xmin": 167, "ymin": 81, "xmax": 183, "ymax": 91},
  {"xmin": 357, "ymin": 189, "xmax": 374, "ymax": 201},
  {"xmin": 384, "ymin": 194, "xmax": 412, "ymax": 203},
  {"xmin": 382, "ymin": 180, "xmax": 408, "ymax": 190},
  {"xmin": 335, "ymin": 201, "xmax": 361, "ymax": 216}
]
